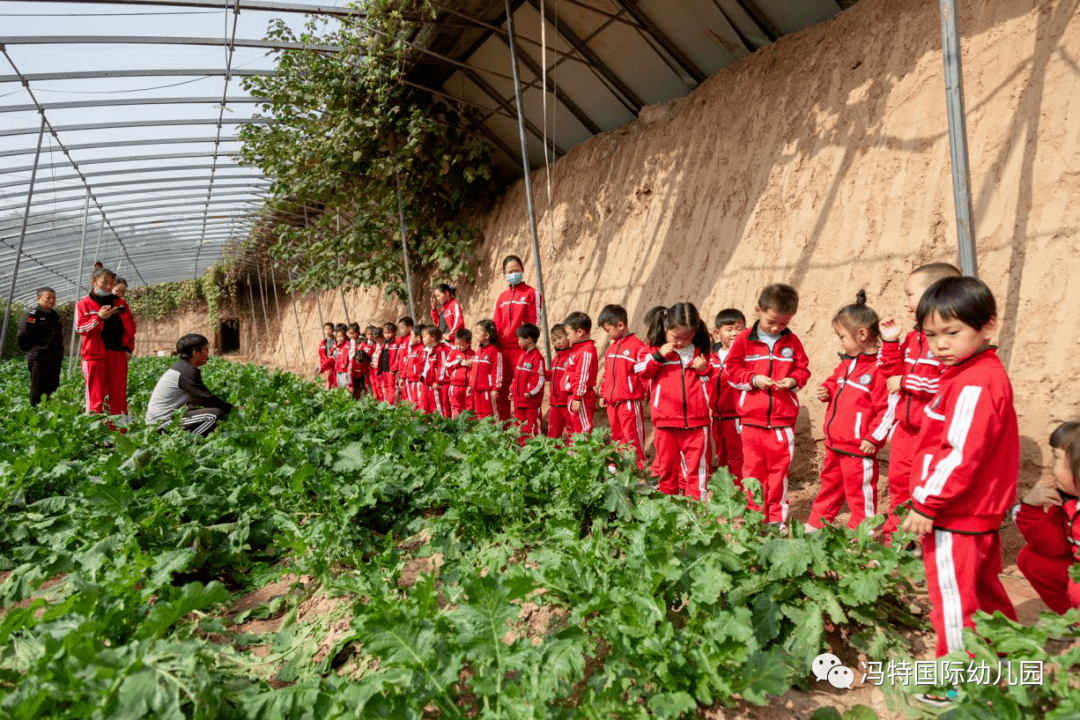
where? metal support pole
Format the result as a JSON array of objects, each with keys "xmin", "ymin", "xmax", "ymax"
[
  {"xmin": 505, "ymin": 0, "xmax": 553, "ymax": 364},
  {"xmin": 269, "ymin": 269, "xmax": 291, "ymax": 366},
  {"xmin": 92, "ymin": 220, "xmax": 105, "ymax": 268},
  {"xmin": 246, "ymin": 272, "xmax": 260, "ymax": 359},
  {"xmin": 939, "ymin": 0, "xmax": 978, "ymax": 277},
  {"xmin": 395, "ymin": 170, "xmax": 417, "ymax": 320},
  {"xmin": 67, "ymin": 190, "xmax": 91, "ymax": 377},
  {"xmin": 287, "ymin": 268, "xmax": 308, "ymax": 364},
  {"xmin": 255, "ymin": 262, "xmax": 277, "ymax": 365},
  {"xmin": 0, "ymin": 116, "xmax": 46, "ymax": 358},
  {"xmin": 338, "ymin": 288, "xmax": 351, "ymax": 324}
]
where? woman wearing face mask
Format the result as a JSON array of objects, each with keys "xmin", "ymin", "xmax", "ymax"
[
  {"xmin": 75, "ymin": 267, "xmax": 131, "ymax": 416},
  {"xmin": 493, "ymin": 255, "xmax": 543, "ymax": 421}
]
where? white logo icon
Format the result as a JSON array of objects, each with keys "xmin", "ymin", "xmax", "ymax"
[
  {"xmin": 812, "ymin": 653, "xmax": 855, "ymax": 690},
  {"xmin": 812, "ymin": 653, "xmax": 842, "ymax": 681},
  {"xmin": 828, "ymin": 665, "xmax": 855, "ymax": 689}
]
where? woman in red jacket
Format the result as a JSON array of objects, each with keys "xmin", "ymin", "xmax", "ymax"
[
  {"xmin": 430, "ymin": 284, "xmax": 464, "ymax": 338},
  {"xmin": 75, "ymin": 267, "xmax": 131, "ymax": 415},
  {"xmin": 468, "ymin": 319, "xmax": 504, "ymax": 421},
  {"xmin": 637, "ymin": 303, "xmax": 714, "ymax": 500},
  {"xmin": 493, "ymin": 255, "xmax": 542, "ymax": 422}
]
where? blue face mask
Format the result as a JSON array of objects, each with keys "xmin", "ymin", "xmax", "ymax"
[
  {"xmin": 93, "ymin": 287, "xmax": 111, "ymax": 297},
  {"xmin": 507, "ymin": 272, "xmax": 524, "ymax": 286}
]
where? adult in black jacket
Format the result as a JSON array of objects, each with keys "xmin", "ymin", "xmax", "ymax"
[
  {"xmin": 17, "ymin": 288, "xmax": 64, "ymax": 405},
  {"xmin": 145, "ymin": 333, "xmax": 233, "ymax": 436}
]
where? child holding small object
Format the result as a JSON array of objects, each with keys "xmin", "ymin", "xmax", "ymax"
[
  {"xmin": 562, "ymin": 312, "xmax": 599, "ymax": 440},
  {"xmin": 709, "ymin": 308, "xmax": 747, "ymax": 481},
  {"xmin": 598, "ymin": 304, "xmax": 648, "ymax": 470},
  {"xmin": 445, "ymin": 328, "xmax": 475, "ymax": 419},
  {"xmin": 546, "ymin": 325, "xmax": 572, "ymax": 442},
  {"xmin": 1016, "ymin": 422, "xmax": 1080, "ymax": 614},
  {"xmin": 511, "ymin": 323, "xmax": 546, "ymax": 440},
  {"xmin": 900, "ymin": 276, "xmax": 1018, "ymax": 657},
  {"xmin": 637, "ymin": 302, "xmax": 714, "ymax": 500},
  {"xmin": 806, "ymin": 291, "xmax": 894, "ymax": 531},
  {"xmin": 468, "ymin": 319, "xmax": 504, "ymax": 421}
]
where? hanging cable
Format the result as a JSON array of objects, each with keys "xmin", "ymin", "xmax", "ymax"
[
  {"xmin": 255, "ymin": 260, "xmax": 278, "ymax": 367},
  {"xmin": 245, "ymin": 271, "xmax": 260, "ymax": 360},
  {"xmin": 541, "ymin": 0, "xmax": 560, "ymax": 261},
  {"xmin": 268, "ymin": 266, "xmax": 291, "ymax": 367},
  {"xmin": 286, "ymin": 267, "xmax": 308, "ymax": 366}
]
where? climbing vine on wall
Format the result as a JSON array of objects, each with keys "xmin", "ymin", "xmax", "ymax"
[
  {"xmin": 238, "ymin": 0, "xmax": 492, "ymax": 301},
  {"xmin": 126, "ymin": 261, "xmax": 237, "ymax": 323}
]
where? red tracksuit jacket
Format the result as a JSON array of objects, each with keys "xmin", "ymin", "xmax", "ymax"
[
  {"xmin": 431, "ymin": 299, "xmax": 464, "ymax": 337},
  {"xmin": 708, "ymin": 347, "xmax": 738, "ymax": 419},
  {"xmin": 549, "ymin": 347, "xmax": 572, "ymax": 408},
  {"xmin": 333, "ymin": 339, "xmax": 350, "ymax": 373},
  {"xmin": 1016, "ymin": 494, "xmax": 1080, "ymax": 562},
  {"xmin": 421, "ymin": 343, "xmax": 449, "ymax": 386},
  {"xmin": 404, "ymin": 341, "xmax": 424, "ymax": 381},
  {"xmin": 76, "ymin": 294, "xmax": 130, "ymax": 361},
  {"xmin": 469, "ymin": 343, "xmax": 504, "ymax": 391},
  {"xmin": 879, "ymin": 328, "xmax": 943, "ymax": 431},
  {"xmin": 318, "ymin": 337, "xmax": 336, "ymax": 373},
  {"xmin": 723, "ymin": 324, "xmax": 811, "ymax": 429},
  {"xmin": 563, "ymin": 339, "xmax": 598, "ymax": 403},
  {"xmin": 819, "ymin": 352, "xmax": 894, "ymax": 457},
  {"xmin": 445, "ymin": 348, "xmax": 474, "ymax": 386},
  {"xmin": 511, "ymin": 347, "xmax": 546, "ymax": 408},
  {"xmin": 909, "ymin": 347, "xmax": 1018, "ymax": 533},
  {"xmin": 494, "ymin": 283, "xmax": 542, "ymax": 347},
  {"xmin": 638, "ymin": 347, "xmax": 713, "ymax": 428},
  {"xmin": 601, "ymin": 334, "xmax": 647, "ymax": 403}
]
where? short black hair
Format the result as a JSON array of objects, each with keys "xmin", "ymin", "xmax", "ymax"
[
  {"xmin": 36, "ymin": 287, "xmax": 56, "ymax": 298},
  {"xmin": 348, "ymin": 322, "xmax": 360, "ymax": 332},
  {"xmin": 563, "ymin": 311, "xmax": 591, "ymax": 333},
  {"xmin": 1050, "ymin": 422, "xmax": 1080, "ymax": 491},
  {"xmin": 398, "ymin": 316, "xmax": 414, "ymax": 328},
  {"xmin": 323, "ymin": 322, "xmax": 335, "ymax": 330},
  {"xmin": 335, "ymin": 323, "xmax": 348, "ymax": 334},
  {"xmin": 758, "ymin": 284, "xmax": 799, "ymax": 315},
  {"xmin": 916, "ymin": 276, "xmax": 996, "ymax": 330},
  {"xmin": 516, "ymin": 323, "xmax": 540, "ymax": 342},
  {"xmin": 597, "ymin": 304, "xmax": 628, "ymax": 328},
  {"xmin": 455, "ymin": 328, "xmax": 472, "ymax": 343},
  {"xmin": 550, "ymin": 323, "xmax": 566, "ymax": 338},
  {"xmin": 714, "ymin": 308, "xmax": 746, "ymax": 328},
  {"xmin": 114, "ymin": 277, "xmax": 128, "ymax": 287},
  {"xmin": 383, "ymin": 322, "xmax": 398, "ymax": 333},
  {"xmin": 503, "ymin": 254, "xmax": 524, "ymax": 271},
  {"xmin": 177, "ymin": 333, "xmax": 209, "ymax": 360},
  {"xmin": 422, "ymin": 325, "xmax": 442, "ymax": 342},
  {"xmin": 833, "ymin": 290, "xmax": 880, "ymax": 341}
]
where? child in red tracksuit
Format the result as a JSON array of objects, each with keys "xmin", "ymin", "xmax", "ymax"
[
  {"xmin": 318, "ymin": 322, "xmax": 337, "ymax": 389},
  {"xmin": 76, "ymin": 266, "xmax": 131, "ymax": 415},
  {"xmin": 807, "ymin": 292, "xmax": 895, "ymax": 531},
  {"xmin": 562, "ymin": 311, "xmax": 598, "ymax": 440},
  {"xmin": 511, "ymin": 323, "xmax": 546, "ymax": 440},
  {"xmin": 546, "ymin": 325, "xmax": 572, "ymax": 442},
  {"xmin": 900, "ymin": 276, "xmax": 1017, "ymax": 661},
  {"xmin": 348, "ymin": 323, "xmax": 369, "ymax": 398},
  {"xmin": 468, "ymin": 319, "xmax": 504, "ymax": 421},
  {"xmin": 642, "ymin": 306, "xmax": 667, "ymax": 478},
  {"xmin": 1016, "ymin": 423, "xmax": 1080, "ymax": 614},
  {"xmin": 446, "ymin": 328, "xmax": 474, "ymax": 419},
  {"xmin": 637, "ymin": 302, "xmax": 714, "ymax": 500},
  {"xmin": 709, "ymin": 308, "xmax": 747, "ymax": 482},
  {"xmin": 403, "ymin": 326, "xmax": 425, "ymax": 408},
  {"xmin": 420, "ymin": 326, "xmax": 449, "ymax": 415},
  {"xmin": 878, "ymin": 262, "xmax": 962, "ymax": 540},
  {"xmin": 723, "ymin": 284, "xmax": 811, "ymax": 527},
  {"xmin": 376, "ymin": 323, "xmax": 398, "ymax": 403},
  {"xmin": 392, "ymin": 318, "xmax": 414, "ymax": 405},
  {"xmin": 598, "ymin": 304, "xmax": 648, "ymax": 470},
  {"xmin": 333, "ymin": 324, "xmax": 351, "ymax": 391}
]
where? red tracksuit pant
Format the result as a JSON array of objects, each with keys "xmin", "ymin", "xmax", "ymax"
[
  {"xmin": 807, "ymin": 449, "xmax": 879, "ymax": 530},
  {"xmin": 419, "ymin": 384, "xmax": 436, "ymax": 414},
  {"xmin": 438, "ymin": 385, "xmax": 451, "ymax": 418},
  {"xmin": 82, "ymin": 350, "xmax": 127, "ymax": 415},
  {"xmin": 449, "ymin": 385, "xmax": 470, "ymax": 418},
  {"xmin": 923, "ymin": 529, "xmax": 1016, "ymax": 656},
  {"xmin": 712, "ymin": 417, "xmax": 744, "ymax": 479},
  {"xmin": 567, "ymin": 396, "xmax": 596, "ymax": 440},
  {"xmin": 496, "ymin": 346, "xmax": 521, "ymax": 422},
  {"xmin": 381, "ymin": 374, "xmax": 397, "ymax": 405},
  {"xmin": 1017, "ymin": 546, "xmax": 1080, "ymax": 615},
  {"xmin": 547, "ymin": 405, "xmax": 569, "ymax": 441},
  {"xmin": 883, "ymin": 420, "xmax": 917, "ymax": 539},
  {"xmin": 514, "ymin": 407, "xmax": 540, "ymax": 440},
  {"xmin": 607, "ymin": 400, "xmax": 646, "ymax": 470},
  {"xmin": 370, "ymin": 370, "xmax": 383, "ymax": 401},
  {"xmin": 740, "ymin": 425, "xmax": 794, "ymax": 524},
  {"xmin": 472, "ymin": 389, "xmax": 497, "ymax": 421},
  {"xmin": 654, "ymin": 425, "xmax": 711, "ymax": 500}
]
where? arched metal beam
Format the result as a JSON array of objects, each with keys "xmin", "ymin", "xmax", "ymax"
[
  {"xmin": 0, "ymin": 136, "xmax": 242, "ymax": 158},
  {"xmin": 1, "ymin": 96, "xmax": 269, "ymax": 114},
  {"xmin": 0, "ymin": 167, "xmax": 262, "ymax": 191},
  {"xmin": 4, "ymin": 151, "xmax": 241, "ymax": 175},
  {"xmin": 0, "ymin": 118, "xmax": 270, "ymax": 138},
  {"xmin": 0, "ymin": 68, "xmax": 277, "ymax": 84},
  {"xmin": 1, "ymin": 35, "xmax": 339, "ymax": 53},
  {"xmin": 56, "ymin": 0, "xmax": 362, "ymax": 17}
]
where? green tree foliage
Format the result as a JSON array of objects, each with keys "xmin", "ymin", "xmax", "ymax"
[
  {"xmin": 239, "ymin": 1, "xmax": 493, "ymax": 300},
  {"xmin": 125, "ymin": 262, "xmax": 236, "ymax": 323}
]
